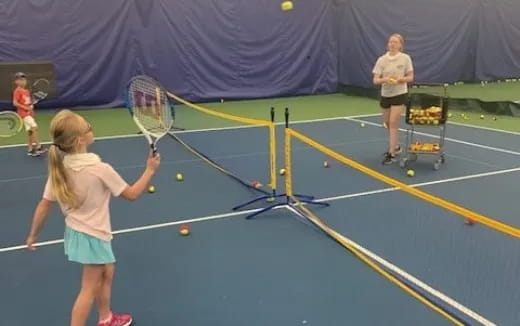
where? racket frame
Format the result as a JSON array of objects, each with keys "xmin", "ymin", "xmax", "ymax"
[
  {"xmin": 0, "ymin": 111, "xmax": 23, "ymax": 137},
  {"xmin": 126, "ymin": 75, "xmax": 174, "ymax": 153},
  {"xmin": 30, "ymin": 78, "xmax": 49, "ymax": 105}
]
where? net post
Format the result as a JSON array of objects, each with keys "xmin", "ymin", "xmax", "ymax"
[
  {"xmin": 285, "ymin": 107, "xmax": 289, "ymax": 128},
  {"xmin": 284, "ymin": 108, "xmax": 292, "ymax": 203},
  {"xmin": 270, "ymin": 107, "xmax": 277, "ymax": 198}
]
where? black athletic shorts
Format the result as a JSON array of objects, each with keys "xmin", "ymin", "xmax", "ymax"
[{"xmin": 380, "ymin": 93, "xmax": 408, "ymax": 109}]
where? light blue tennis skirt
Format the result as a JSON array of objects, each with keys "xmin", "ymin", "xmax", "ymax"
[{"xmin": 64, "ymin": 227, "xmax": 116, "ymax": 264}]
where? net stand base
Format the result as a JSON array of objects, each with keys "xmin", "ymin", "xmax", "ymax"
[{"xmin": 233, "ymin": 192, "xmax": 329, "ymax": 219}]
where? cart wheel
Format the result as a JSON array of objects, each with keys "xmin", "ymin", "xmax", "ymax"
[
  {"xmin": 400, "ymin": 158, "xmax": 408, "ymax": 168},
  {"xmin": 433, "ymin": 160, "xmax": 441, "ymax": 171},
  {"xmin": 408, "ymin": 153, "xmax": 418, "ymax": 162}
]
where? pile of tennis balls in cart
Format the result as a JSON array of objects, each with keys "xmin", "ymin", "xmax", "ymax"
[{"xmin": 408, "ymin": 106, "xmax": 443, "ymax": 125}]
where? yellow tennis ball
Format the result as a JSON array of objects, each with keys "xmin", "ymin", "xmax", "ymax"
[
  {"xmin": 281, "ymin": 1, "xmax": 293, "ymax": 11},
  {"xmin": 176, "ymin": 173, "xmax": 184, "ymax": 181},
  {"xmin": 480, "ymin": 114, "xmax": 484, "ymax": 119},
  {"xmin": 180, "ymin": 228, "xmax": 189, "ymax": 236},
  {"xmin": 148, "ymin": 185, "xmax": 155, "ymax": 193},
  {"xmin": 406, "ymin": 169, "xmax": 415, "ymax": 177},
  {"xmin": 279, "ymin": 168, "xmax": 286, "ymax": 176},
  {"xmin": 360, "ymin": 123, "xmax": 366, "ymax": 127}
]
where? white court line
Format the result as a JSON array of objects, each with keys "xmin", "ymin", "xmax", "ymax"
[
  {"xmin": 448, "ymin": 121, "xmax": 520, "ymax": 136},
  {"xmin": 0, "ymin": 137, "xmax": 388, "ymax": 184},
  {"xmin": 287, "ymin": 205, "xmax": 495, "ymax": 326},
  {"xmin": 315, "ymin": 167, "xmax": 520, "ymax": 203},
  {"xmin": 0, "ymin": 208, "xmax": 267, "ymax": 253},
  {"xmin": 345, "ymin": 117, "xmax": 520, "ymax": 156},
  {"xmin": 2, "ymin": 166, "xmax": 518, "ymax": 253},
  {"xmin": 0, "ymin": 115, "xmax": 377, "ymax": 149}
]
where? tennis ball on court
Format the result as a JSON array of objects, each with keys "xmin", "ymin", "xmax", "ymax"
[
  {"xmin": 179, "ymin": 224, "xmax": 190, "ymax": 236},
  {"xmin": 279, "ymin": 168, "xmax": 286, "ymax": 176},
  {"xmin": 360, "ymin": 123, "xmax": 366, "ymax": 127},
  {"xmin": 480, "ymin": 114, "xmax": 484, "ymax": 119},
  {"xmin": 148, "ymin": 185, "xmax": 155, "ymax": 193},
  {"xmin": 448, "ymin": 113, "xmax": 452, "ymax": 118},
  {"xmin": 492, "ymin": 116, "xmax": 497, "ymax": 121},
  {"xmin": 266, "ymin": 197, "xmax": 275, "ymax": 203},
  {"xmin": 176, "ymin": 173, "xmax": 184, "ymax": 181},
  {"xmin": 281, "ymin": 1, "xmax": 293, "ymax": 11},
  {"xmin": 406, "ymin": 169, "xmax": 415, "ymax": 177},
  {"xmin": 323, "ymin": 161, "xmax": 330, "ymax": 168},
  {"xmin": 251, "ymin": 181, "xmax": 262, "ymax": 189}
]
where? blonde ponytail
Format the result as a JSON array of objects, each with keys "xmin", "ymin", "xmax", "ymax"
[
  {"xmin": 48, "ymin": 144, "xmax": 78, "ymax": 208},
  {"xmin": 47, "ymin": 109, "xmax": 89, "ymax": 209}
]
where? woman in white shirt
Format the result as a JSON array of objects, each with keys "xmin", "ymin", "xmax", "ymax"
[{"xmin": 373, "ymin": 34, "xmax": 414, "ymax": 164}]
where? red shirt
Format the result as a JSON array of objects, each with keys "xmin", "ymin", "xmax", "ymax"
[{"xmin": 13, "ymin": 87, "xmax": 33, "ymax": 118}]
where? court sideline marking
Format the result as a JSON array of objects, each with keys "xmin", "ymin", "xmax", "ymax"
[
  {"xmin": 2, "ymin": 165, "xmax": 518, "ymax": 253},
  {"xmin": 344, "ymin": 117, "xmax": 520, "ymax": 156}
]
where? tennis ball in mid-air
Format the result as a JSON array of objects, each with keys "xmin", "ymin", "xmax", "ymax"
[
  {"xmin": 406, "ymin": 169, "xmax": 415, "ymax": 177},
  {"xmin": 480, "ymin": 115, "xmax": 484, "ymax": 119},
  {"xmin": 148, "ymin": 185, "xmax": 156, "ymax": 193},
  {"xmin": 361, "ymin": 123, "xmax": 366, "ymax": 127},
  {"xmin": 176, "ymin": 173, "xmax": 184, "ymax": 181},
  {"xmin": 323, "ymin": 161, "xmax": 330, "ymax": 168},
  {"xmin": 279, "ymin": 168, "xmax": 286, "ymax": 176},
  {"xmin": 281, "ymin": 1, "xmax": 293, "ymax": 11}
]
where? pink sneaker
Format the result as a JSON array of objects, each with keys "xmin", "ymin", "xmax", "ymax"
[{"xmin": 97, "ymin": 312, "xmax": 133, "ymax": 326}]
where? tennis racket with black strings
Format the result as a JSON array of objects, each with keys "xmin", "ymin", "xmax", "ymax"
[{"xmin": 30, "ymin": 78, "xmax": 50, "ymax": 105}]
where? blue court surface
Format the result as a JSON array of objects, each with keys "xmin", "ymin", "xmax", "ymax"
[{"xmin": 1, "ymin": 115, "xmax": 519, "ymax": 325}]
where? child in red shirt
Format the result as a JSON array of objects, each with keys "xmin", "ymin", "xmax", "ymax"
[{"xmin": 12, "ymin": 72, "xmax": 45, "ymax": 156}]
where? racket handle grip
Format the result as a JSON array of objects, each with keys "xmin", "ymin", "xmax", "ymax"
[{"xmin": 151, "ymin": 145, "xmax": 158, "ymax": 156}]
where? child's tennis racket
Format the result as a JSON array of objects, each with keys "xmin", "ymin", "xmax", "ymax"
[
  {"xmin": 30, "ymin": 78, "xmax": 49, "ymax": 104},
  {"xmin": 0, "ymin": 111, "xmax": 23, "ymax": 137},
  {"xmin": 126, "ymin": 75, "xmax": 174, "ymax": 154}
]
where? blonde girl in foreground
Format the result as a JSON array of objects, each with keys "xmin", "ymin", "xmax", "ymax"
[{"xmin": 26, "ymin": 110, "xmax": 161, "ymax": 326}]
